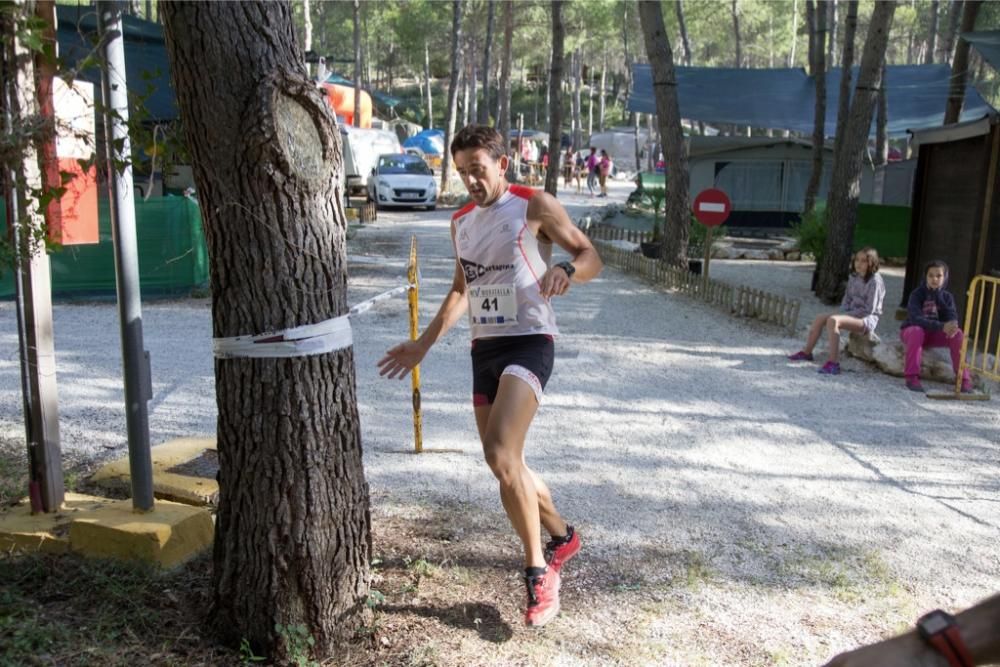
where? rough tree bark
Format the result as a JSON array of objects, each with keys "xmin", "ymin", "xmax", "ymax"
[
  {"xmin": 497, "ymin": 0, "xmax": 513, "ymax": 146},
  {"xmin": 544, "ymin": 0, "xmax": 564, "ymax": 196},
  {"xmin": 676, "ymin": 0, "xmax": 693, "ymax": 66},
  {"xmin": 804, "ymin": 0, "xmax": 827, "ymax": 215},
  {"xmin": 938, "ymin": 0, "xmax": 962, "ymax": 64},
  {"xmin": 833, "ymin": 0, "xmax": 858, "ymax": 164},
  {"xmin": 621, "ymin": 0, "xmax": 633, "ymax": 124},
  {"xmin": 944, "ymin": 0, "xmax": 982, "ymax": 125},
  {"xmin": 875, "ymin": 63, "xmax": 888, "ymax": 166},
  {"xmin": 639, "ymin": 0, "xmax": 690, "ymax": 266},
  {"xmin": 160, "ymin": 2, "xmax": 371, "ymax": 660},
  {"xmin": 731, "ymin": 0, "xmax": 742, "ymax": 67},
  {"xmin": 827, "ymin": 0, "xmax": 837, "ymax": 67},
  {"xmin": 441, "ymin": 0, "xmax": 464, "ymax": 192},
  {"xmin": 815, "ymin": 0, "xmax": 896, "ymax": 303},
  {"xmin": 572, "ymin": 49, "xmax": 582, "ymax": 151}
]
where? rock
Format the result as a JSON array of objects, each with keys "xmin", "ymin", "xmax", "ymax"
[
  {"xmin": 767, "ymin": 248, "xmax": 785, "ymax": 261},
  {"xmin": 785, "ymin": 251, "xmax": 801, "ymax": 261},
  {"xmin": 776, "ymin": 239, "xmax": 798, "ymax": 252},
  {"xmin": 847, "ymin": 334, "xmax": 998, "ymax": 394},
  {"xmin": 743, "ymin": 249, "xmax": 771, "ymax": 260}
]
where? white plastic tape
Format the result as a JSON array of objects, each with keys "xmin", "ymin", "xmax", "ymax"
[{"xmin": 213, "ymin": 283, "xmax": 415, "ymax": 359}]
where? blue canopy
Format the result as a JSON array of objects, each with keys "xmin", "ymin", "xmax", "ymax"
[
  {"xmin": 403, "ymin": 129, "xmax": 445, "ymax": 155},
  {"xmin": 56, "ymin": 8, "xmax": 177, "ymax": 121},
  {"xmin": 628, "ymin": 64, "xmax": 995, "ymax": 137},
  {"xmin": 963, "ymin": 31, "xmax": 1000, "ymax": 72}
]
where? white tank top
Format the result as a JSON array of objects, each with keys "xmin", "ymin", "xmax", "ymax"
[{"xmin": 452, "ymin": 185, "xmax": 559, "ymax": 341}]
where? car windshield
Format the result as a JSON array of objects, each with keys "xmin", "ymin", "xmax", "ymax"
[{"xmin": 378, "ymin": 155, "xmax": 431, "ymax": 175}]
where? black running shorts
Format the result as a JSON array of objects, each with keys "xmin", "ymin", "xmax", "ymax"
[{"xmin": 470, "ymin": 334, "xmax": 554, "ymax": 406}]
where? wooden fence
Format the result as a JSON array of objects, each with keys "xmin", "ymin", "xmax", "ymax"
[{"xmin": 590, "ymin": 237, "xmax": 801, "ymax": 334}]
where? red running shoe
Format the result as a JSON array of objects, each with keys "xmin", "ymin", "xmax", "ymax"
[
  {"xmin": 545, "ymin": 526, "xmax": 581, "ymax": 572},
  {"xmin": 524, "ymin": 568, "xmax": 561, "ymax": 627}
]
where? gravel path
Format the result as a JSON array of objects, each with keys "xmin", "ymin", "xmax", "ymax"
[{"xmin": 1, "ymin": 178, "xmax": 998, "ymax": 664}]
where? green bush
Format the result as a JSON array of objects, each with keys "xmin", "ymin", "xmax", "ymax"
[
  {"xmin": 791, "ymin": 202, "xmax": 827, "ymax": 263},
  {"xmin": 644, "ymin": 187, "xmax": 666, "ymax": 241},
  {"xmin": 688, "ymin": 217, "xmax": 728, "ymax": 255}
]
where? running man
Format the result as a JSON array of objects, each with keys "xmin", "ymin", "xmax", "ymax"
[{"xmin": 378, "ymin": 125, "xmax": 603, "ymax": 627}]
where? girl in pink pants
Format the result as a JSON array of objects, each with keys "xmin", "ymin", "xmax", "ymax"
[{"xmin": 899, "ymin": 259, "xmax": 973, "ymax": 393}]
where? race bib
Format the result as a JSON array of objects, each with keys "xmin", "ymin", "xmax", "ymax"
[{"xmin": 469, "ymin": 284, "xmax": 518, "ymax": 326}]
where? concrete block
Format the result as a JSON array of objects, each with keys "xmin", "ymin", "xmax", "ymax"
[
  {"xmin": 69, "ymin": 499, "xmax": 213, "ymax": 569},
  {"xmin": 0, "ymin": 493, "xmax": 114, "ymax": 554},
  {"xmin": 91, "ymin": 437, "xmax": 218, "ymax": 506}
]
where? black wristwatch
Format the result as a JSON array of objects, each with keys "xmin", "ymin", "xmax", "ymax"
[
  {"xmin": 917, "ymin": 609, "xmax": 974, "ymax": 667},
  {"xmin": 555, "ymin": 261, "xmax": 576, "ymax": 279}
]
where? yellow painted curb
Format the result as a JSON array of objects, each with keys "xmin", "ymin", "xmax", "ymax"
[
  {"xmin": 69, "ymin": 499, "xmax": 214, "ymax": 569},
  {"xmin": 0, "ymin": 493, "xmax": 114, "ymax": 554},
  {"xmin": 90, "ymin": 437, "xmax": 218, "ymax": 506}
]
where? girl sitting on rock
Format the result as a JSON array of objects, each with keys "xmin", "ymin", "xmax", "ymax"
[
  {"xmin": 899, "ymin": 259, "xmax": 973, "ymax": 393},
  {"xmin": 788, "ymin": 247, "xmax": 886, "ymax": 375}
]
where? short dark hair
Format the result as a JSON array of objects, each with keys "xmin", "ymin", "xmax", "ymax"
[
  {"xmin": 854, "ymin": 246, "xmax": 880, "ymax": 280},
  {"xmin": 924, "ymin": 259, "xmax": 949, "ymax": 277},
  {"xmin": 450, "ymin": 125, "xmax": 506, "ymax": 160}
]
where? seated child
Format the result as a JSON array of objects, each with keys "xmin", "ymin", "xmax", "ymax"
[
  {"xmin": 899, "ymin": 259, "xmax": 973, "ymax": 393},
  {"xmin": 788, "ymin": 247, "xmax": 886, "ymax": 375}
]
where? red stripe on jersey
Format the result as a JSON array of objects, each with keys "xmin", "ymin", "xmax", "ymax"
[
  {"xmin": 509, "ymin": 184, "xmax": 537, "ymax": 200},
  {"xmin": 452, "ymin": 201, "xmax": 476, "ymax": 221}
]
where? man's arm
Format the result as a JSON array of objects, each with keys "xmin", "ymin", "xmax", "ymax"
[
  {"xmin": 528, "ymin": 191, "xmax": 603, "ymax": 299},
  {"xmin": 823, "ymin": 594, "xmax": 1000, "ymax": 667},
  {"xmin": 377, "ymin": 228, "xmax": 469, "ymax": 380}
]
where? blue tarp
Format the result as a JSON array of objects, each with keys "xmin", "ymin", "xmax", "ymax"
[
  {"xmin": 56, "ymin": 7, "xmax": 177, "ymax": 122},
  {"xmin": 628, "ymin": 64, "xmax": 995, "ymax": 137},
  {"xmin": 403, "ymin": 129, "xmax": 445, "ymax": 155},
  {"xmin": 964, "ymin": 31, "xmax": 1000, "ymax": 72}
]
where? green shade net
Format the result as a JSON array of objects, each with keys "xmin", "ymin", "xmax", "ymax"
[{"xmin": 1, "ymin": 196, "xmax": 209, "ymax": 300}]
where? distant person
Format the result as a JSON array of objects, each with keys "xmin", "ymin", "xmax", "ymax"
[
  {"xmin": 823, "ymin": 593, "xmax": 1000, "ymax": 666},
  {"xmin": 562, "ymin": 146, "xmax": 575, "ymax": 190},
  {"xmin": 584, "ymin": 147, "xmax": 599, "ymax": 196},
  {"xmin": 788, "ymin": 247, "xmax": 886, "ymax": 375},
  {"xmin": 598, "ymin": 149, "xmax": 612, "ymax": 198},
  {"xmin": 899, "ymin": 259, "xmax": 973, "ymax": 393},
  {"xmin": 378, "ymin": 125, "xmax": 603, "ymax": 627},
  {"xmin": 574, "ymin": 152, "xmax": 585, "ymax": 192}
]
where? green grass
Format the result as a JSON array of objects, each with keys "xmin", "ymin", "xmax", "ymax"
[
  {"xmin": 0, "ymin": 552, "xmax": 233, "ymax": 666},
  {"xmin": 0, "ymin": 445, "xmax": 27, "ymax": 507}
]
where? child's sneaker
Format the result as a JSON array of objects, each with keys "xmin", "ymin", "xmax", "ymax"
[
  {"xmin": 524, "ymin": 567, "xmax": 561, "ymax": 627},
  {"xmin": 817, "ymin": 361, "xmax": 840, "ymax": 375},
  {"xmin": 545, "ymin": 526, "xmax": 580, "ymax": 572},
  {"xmin": 906, "ymin": 379, "xmax": 925, "ymax": 392},
  {"xmin": 787, "ymin": 351, "xmax": 814, "ymax": 361}
]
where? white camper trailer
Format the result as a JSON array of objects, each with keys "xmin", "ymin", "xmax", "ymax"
[{"xmin": 586, "ymin": 128, "xmax": 655, "ymax": 177}]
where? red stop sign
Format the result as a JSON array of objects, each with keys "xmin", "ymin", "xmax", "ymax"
[{"xmin": 693, "ymin": 188, "xmax": 731, "ymax": 227}]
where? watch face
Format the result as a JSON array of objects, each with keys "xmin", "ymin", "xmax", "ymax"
[{"xmin": 919, "ymin": 610, "xmax": 953, "ymax": 637}]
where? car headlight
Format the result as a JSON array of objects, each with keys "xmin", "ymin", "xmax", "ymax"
[{"xmin": 378, "ymin": 180, "xmax": 391, "ymax": 192}]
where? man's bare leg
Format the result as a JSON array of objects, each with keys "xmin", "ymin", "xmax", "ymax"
[{"xmin": 474, "ymin": 375, "xmax": 566, "ymax": 568}]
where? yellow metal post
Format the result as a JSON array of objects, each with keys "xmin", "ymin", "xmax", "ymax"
[{"xmin": 407, "ymin": 235, "xmax": 424, "ymax": 452}]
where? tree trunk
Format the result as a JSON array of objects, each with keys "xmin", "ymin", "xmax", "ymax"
[
  {"xmin": 789, "ymin": 0, "xmax": 800, "ymax": 66},
  {"xmin": 804, "ymin": 0, "xmax": 827, "ymax": 215},
  {"xmin": 815, "ymin": 0, "xmax": 896, "ymax": 303},
  {"xmin": 926, "ymin": 0, "xmax": 939, "ymax": 64},
  {"xmin": 353, "ymin": 0, "xmax": 361, "ymax": 127},
  {"xmin": 676, "ymin": 0, "xmax": 693, "ymax": 66},
  {"xmin": 587, "ymin": 61, "xmax": 594, "ymax": 138},
  {"xmin": 424, "ymin": 41, "xmax": 433, "ymax": 128},
  {"xmin": 572, "ymin": 49, "xmax": 582, "ymax": 150},
  {"xmin": 833, "ymin": 0, "xmax": 858, "ymax": 164},
  {"xmin": 497, "ymin": 0, "xmax": 513, "ymax": 147},
  {"xmin": 639, "ymin": 0, "xmax": 689, "ymax": 267},
  {"xmin": 731, "ymin": 0, "xmax": 742, "ymax": 67},
  {"xmin": 160, "ymin": 2, "xmax": 370, "ymax": 660},
  {"xmin": 598, "ymin": 50, "xmax": 607, "ymax": 133},
  {"xmin": 441, "ymin": 0, "xmax": 464, "ymax": 191},
  {"xmin": 827, "ymin": 0, "xmax": 837, "ymax": 67},
  {"xmin": 479, "ymin": 0, "xmax": 494, "ymax": 125},
  {"xmin": 875, "ymin": 64, "xmax": 888, "ymax": 166},
  {"xmin": 302, "ymin": 0, "xmax": 312, "ymax": 53},
  {"xmin": 622, "ymin": 0, "xmax": 633, "ymax": 125},
  {"xmin": 545, "ymin": 0, "xmax": 564, "ymax": 195},
  {"xmin": 944, "ymin": 0, "xmax": 982, "ymax": 125},
  {"xmin": 939, "ymin": 0, "xmax": 962, "ymax": 64},
  {"xmin": 469, "ymin": 54, "xmax": 478, "ymax": 127}
]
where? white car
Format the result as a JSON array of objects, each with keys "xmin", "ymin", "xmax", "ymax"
[{"xmin": 367, "ymin": 153, "xmax": 437, "ymax": 210}]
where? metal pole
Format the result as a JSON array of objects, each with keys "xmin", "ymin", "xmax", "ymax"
[
  {"xmin": 97, "ymin": 0, "xmax": 154, "ymax": 511},
  {"xmin": 407, "ymin": 236, "xmax": 423, "ymax": 453}
]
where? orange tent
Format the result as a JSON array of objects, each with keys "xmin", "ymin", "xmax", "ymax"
[{"xmin": 320, "ymin": 83, "xmax": 372, "ymax": 128}]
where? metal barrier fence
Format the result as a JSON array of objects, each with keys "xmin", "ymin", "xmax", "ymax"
[
  {"xmin": 933, "ymin": 274, "xmax": 1000, "ymax": 400},
  {"xmin": 592, "ymin": 239, "xmax": 801, "ymax": 334}
]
